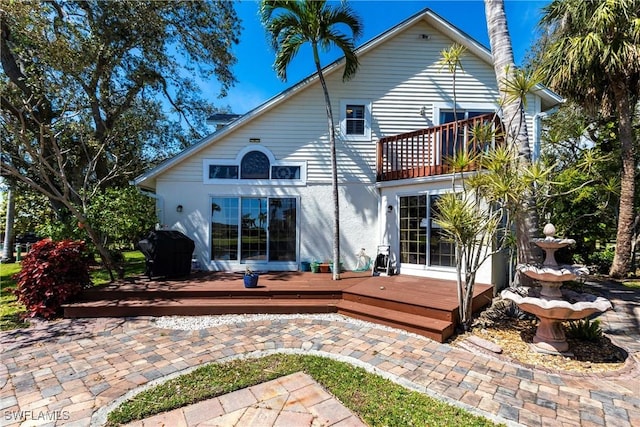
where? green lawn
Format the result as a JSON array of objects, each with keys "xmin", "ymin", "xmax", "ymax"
[
  {"xmin": 0, "ymin": 262, "xmax": 27, "ymax": 330},
  {"xmin": 91, "ymin": 251, "xmax": 146, "ymax": 285},
  {"xmin": 107, "ymin": 353, "xmax": 501, "ymax": 427},
  {"xmin": 624, "ymin": 282, "xmax": 640, "ymax": 289}
]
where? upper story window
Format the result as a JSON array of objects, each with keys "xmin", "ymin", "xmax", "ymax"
[
  {"xmin": 209, "ymin": 165, "xmax": 238, "ymax": 179},
  {"xmin": 241, "ymin": 151, "xmax": 270, "ymax": 179},
  {"xmin": 345, "ymin": 105, "xmax": 365, "ymax": 135},
  {"xmin": 340, "ymin": 99, "xmax": 371, "ymax": 141},
  {"xmin": 204, "ymin": 146, "xmax": 306, "ymax": 185}
]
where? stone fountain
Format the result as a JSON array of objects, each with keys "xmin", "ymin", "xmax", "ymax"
[{"xmin": 501, "ymin": 224, "xmax": 612, "ymax": 354}]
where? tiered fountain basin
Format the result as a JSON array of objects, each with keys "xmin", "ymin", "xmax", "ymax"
[
  {"xmin": 501, "ymin": 223, "xmax": 612, "ymax": 355},
  {"xmin": 516, "ymin": 263, "xmax": 589, "ymax": 298},
  {"xmin": 501, "ymin": 287, "xmax": 612, "ymax": 353}
]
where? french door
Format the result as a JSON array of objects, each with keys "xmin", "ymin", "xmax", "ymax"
[{"xmin": 399, "ymin": 194, "xmax": 454, "ymax": 268}]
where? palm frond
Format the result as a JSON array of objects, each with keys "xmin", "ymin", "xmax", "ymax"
[{"xmin": 260, "ymin": 0, "xmax": 361, "ymax": 83}]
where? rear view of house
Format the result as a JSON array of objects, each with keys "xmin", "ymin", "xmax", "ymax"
[{"xmin": 133, "ymin": 8, "xmax": 561, "ymax": 286}]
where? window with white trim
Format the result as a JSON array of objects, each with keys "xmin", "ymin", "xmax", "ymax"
[
  {"xmin": 211, "ymin": 196, "xmax": 297, "ymax": 262},
  {"xmin": 340, "ymin": 99, "xmax": 371, "ymax": 141},
  {"xmin": 203, "ymin": 146, "xmax": 306, "ymax": 185}
]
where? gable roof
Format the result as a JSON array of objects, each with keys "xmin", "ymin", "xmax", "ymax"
[{"xmin": 133, "ymin": 7, "xmax": 562, "ymax": 189}]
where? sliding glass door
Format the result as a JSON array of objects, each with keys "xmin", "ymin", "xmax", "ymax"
[
  {"xmin": 241, "ymin": 198, "xmax": 268, "ymax": 260},
  {"xmin": 211, "ymin": 197, "xmax": 297, "ymax": 263}
]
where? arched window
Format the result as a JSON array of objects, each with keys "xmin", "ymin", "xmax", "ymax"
[{"xmin": 241, "ymin": 151, "xmax": 270, "ymax": 179}]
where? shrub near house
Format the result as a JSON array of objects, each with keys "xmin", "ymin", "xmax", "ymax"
[{"xmin": 13, "ymin": 239, "xmax": 92, "ymax": 318}]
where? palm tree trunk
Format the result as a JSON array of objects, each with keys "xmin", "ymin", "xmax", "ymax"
[
  {"xmin": 484, "ymin": 0, "xmax": 539, "ymax": 271},
  {"xmin": 609, "ymin": 84, "xmax": 636, "ymax": 278},
  {"xmin": 313, "ymin": 46, "xmax": 341, "ymax": 280}
]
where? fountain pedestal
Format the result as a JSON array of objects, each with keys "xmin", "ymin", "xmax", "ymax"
[
  {"xmin": 534, "ymin": 316, "xmax": 568, "ymax": 353},
  {"xmin": 501, "ymin": 224, "xmax": 611, "ymax": 355}
]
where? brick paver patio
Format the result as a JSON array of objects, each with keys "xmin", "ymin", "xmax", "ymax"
[{"xmin": 1, "ymin": 280, "xmax": 638, "ymax": 426}]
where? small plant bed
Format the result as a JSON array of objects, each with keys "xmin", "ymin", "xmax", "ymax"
[
  {"xmin": 106, "ymin": 354, "xmax": 500, "ymax": 427},
  {"xmin": 451, "ymin": 316, "xmax": 627, "ymax": 373}
]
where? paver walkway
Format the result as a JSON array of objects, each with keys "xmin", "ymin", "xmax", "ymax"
[
  {"xmin": 122, "ymin": 372, "xmax": 365, "ymax": 427},
  {"xmin": 1, "ymin": 280, "xmax": 638, "ymax": 427}
]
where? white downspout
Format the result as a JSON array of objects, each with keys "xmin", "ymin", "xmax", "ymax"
[{"xmin": 532, "ymin": 106, "xmax": 560, "ymax": 161}]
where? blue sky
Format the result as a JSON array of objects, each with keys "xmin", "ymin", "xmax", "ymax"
[{"xmin": 210, "ymin": 0, "xmax": 550, "ymax": 115}]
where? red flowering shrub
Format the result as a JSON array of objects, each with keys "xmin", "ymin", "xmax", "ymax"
[{"xmin": 13, "ymin": 239, "xmax": 92, "ymax": 318}]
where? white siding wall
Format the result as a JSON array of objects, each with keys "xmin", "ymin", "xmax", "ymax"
[
  {"xmin": 158, "ymin": 21, "xmax": 532, "ymax": 187},
  {"xmin": 153, "ymin": 18, "xmax": 544, "ymax": 275},
  {"xmin": 157, "ymin": 180, "xmax": 378, "ymax": 272}
]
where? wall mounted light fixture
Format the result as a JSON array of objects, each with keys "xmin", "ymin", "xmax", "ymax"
[{"xmin": 176, "ymin": 205, "xmax": 183, "ymax": 213}]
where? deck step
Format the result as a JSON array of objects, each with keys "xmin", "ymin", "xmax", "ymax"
[
  {"xmin": 336, "ymin": 300, "xmax": 454, "ymax": 343},
  {"xmin": 342, "ymin": 292, "xmax": 455, "ymax": 322},
  {"xmin": 63, "ymin": 298, "xmax": 340, "ymax": 318}
]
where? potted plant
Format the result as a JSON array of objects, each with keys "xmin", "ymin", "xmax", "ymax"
[
  {"xmin": 310, "ymin": 261, "xmax": 320, "ymax": 273},
  {"xmin": 243, "ymin": 267, "xmax": 259, "ymax": 288},
  {"xmin": 319, "ymin": 260, "xmax": 331, "ymax": 273}
]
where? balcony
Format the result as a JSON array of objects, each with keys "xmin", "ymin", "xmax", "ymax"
[{"xmin": 376, "ymin": 113, "xmax": 504, "ymax": 182}]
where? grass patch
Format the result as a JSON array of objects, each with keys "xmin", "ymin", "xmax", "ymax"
[
  {"xmin": 0, "ymin": 251, "xmax": 146, "ymax": 330},
  {"xmin": 106, "ymin": 353, "xmax": 499, "ymax": 427},
  {"xmin": 622, "ymin": 280, "xmax": 640, "ymax": 289},
  {"xmin": 0, "ymin": 262, "xmax": 28, "ymax": 330},
  {"xmin": 91, "ymin": 251, "xmax": 146, "ymax": 285}
]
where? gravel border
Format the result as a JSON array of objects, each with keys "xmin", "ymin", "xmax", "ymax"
[{"xmin": 152, "ymin": 313, "xmax": 429, "ymax": 339}]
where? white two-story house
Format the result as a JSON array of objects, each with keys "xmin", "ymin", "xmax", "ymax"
[{"xmin": 133, "ymin": 8, "xmax": 561, "ymax": 286}]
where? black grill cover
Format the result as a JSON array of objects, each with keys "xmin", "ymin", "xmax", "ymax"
[{"xmin": 138, "ymin": 230, "xmax": 195, "ymax": 278}]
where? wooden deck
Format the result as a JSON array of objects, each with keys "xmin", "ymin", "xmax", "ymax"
[{"xmin": 63, "ymin": 271, "xmax": 494, "ymax": 342}]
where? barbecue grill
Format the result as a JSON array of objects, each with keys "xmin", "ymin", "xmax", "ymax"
[{"xmin": 138, "ymin": 230, "xmax": 195, "ymax": 279}]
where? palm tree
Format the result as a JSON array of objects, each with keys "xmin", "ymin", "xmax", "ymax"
[
  {"xmin": 538, "ymin": 0, "xmax": 640, "ymax": 278},
  {"xmin": 484, "ymin": 0, "xmax": 539, "ymax": 270},
  {"xmin": 260, "ymin": 0, "xmax": 362, "ymax": 280}
]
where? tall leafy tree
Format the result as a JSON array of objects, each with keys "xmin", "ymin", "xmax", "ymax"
[
  {"xmin": 260, "ymin": 0, "xmax": 362, "ymax": 280},
  {"xmin": 484, "ymin": 0, "xmax": 540, "ymax": 271},
  {"xmin": 538, "ymin": 0, "xmax": 640, "ymax": 278},
  {"xmin": 538, "ymin": 103, "xmax": 621, "ymax": 265},
  {"xmin": 1, "ymin": 1, "xmax": 241, "ymax": 278}
]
